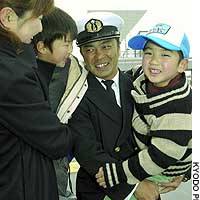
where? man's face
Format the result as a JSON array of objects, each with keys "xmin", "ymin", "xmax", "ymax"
[{"xmin": 80, "ymin": 38, "xmax": 120, "ymax": 80}]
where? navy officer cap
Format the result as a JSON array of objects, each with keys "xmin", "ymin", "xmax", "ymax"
[{"xmin": 76, "ymin": 12, "xmax": 124, "ymax": 46}]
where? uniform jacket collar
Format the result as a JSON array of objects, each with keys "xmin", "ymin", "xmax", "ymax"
[{"xmin": 86, "ymin": 71, "xmax": 131, "ymax": 124}]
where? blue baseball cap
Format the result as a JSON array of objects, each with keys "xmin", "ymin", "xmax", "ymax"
[{"xmin": 128, "ymin": 23, "xmax": 190, "ymax": 59}]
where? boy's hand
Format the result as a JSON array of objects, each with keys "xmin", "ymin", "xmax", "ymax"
[
  {"xmin": 96, "ymin": 166, "xmax": 160, "ymax": 200},
  {"xmin": 158, "ymin": 176, "xmax": 183, "ymax": 194}
]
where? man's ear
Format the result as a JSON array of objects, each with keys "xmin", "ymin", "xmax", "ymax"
[
  {"xmin": 36, "ymin": 41, "xmax": 48, "ymax": 54},
  {"xmin": 118, "ymin": 45, "xmax": 121, "ymax": 57},
  {"xmin": 80, "ymin": 48, "xmax": 83, "ymax": 56},
  {"xmin": 178, "ymin": 59, "xmax": 188, "ymax": 73},
  {"xmin": 0, "ymin": 7, "xmax": 18, "ymax": 29}
]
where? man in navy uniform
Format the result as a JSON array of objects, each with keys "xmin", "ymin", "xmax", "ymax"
[{"xmin": 69, "ymin": 12, "xmax": 159, "ymax": 200}]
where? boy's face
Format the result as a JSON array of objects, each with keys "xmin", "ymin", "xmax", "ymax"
[
  {"xmin": 80, "ymin": 38, "xmax": 120, "ymax": 80},
  {"xmin": 43, "ymin": 33, "xmax": 73, "ymax": 67},
  {"xmin": 142, "ymin": 41, "xmax": 188, "ymax": 87}
]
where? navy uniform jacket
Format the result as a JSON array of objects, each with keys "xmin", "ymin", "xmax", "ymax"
[
  {"xmin": 68, "ymin": 71, "xmax": 139, "ymax": 200},
  {"xmin": 0, "ymin": 40, "xmax": 72, "ymax": 200}
]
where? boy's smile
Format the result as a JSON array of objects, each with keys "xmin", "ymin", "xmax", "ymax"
[{"xmin": 142, "ymin": 41, "xmax": 187, "ymax": 87}]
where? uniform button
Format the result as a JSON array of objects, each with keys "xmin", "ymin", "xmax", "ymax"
[
  {"xmin": 115, "ymin": 147, "xmax": 120, "ymax": 152},
  {"xmin": 134, "ymin": 147, "xmax": 138, "ymax": 151}
]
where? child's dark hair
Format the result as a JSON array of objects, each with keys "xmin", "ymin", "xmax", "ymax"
[{"xmin": 33, "ymin": 7, "xmax": 77, "ymax": 52}]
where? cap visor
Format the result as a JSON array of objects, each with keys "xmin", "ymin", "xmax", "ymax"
[{"xmin": 128, "ymin": 35, "xmax": 147, "ymax": 50}]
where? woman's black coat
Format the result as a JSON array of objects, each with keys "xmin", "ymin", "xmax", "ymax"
[{"xmin": 0, "ymin": 40, "xmax": 72, "ymax": 200}]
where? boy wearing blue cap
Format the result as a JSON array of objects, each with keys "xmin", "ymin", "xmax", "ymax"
[{"xmin": 96, "ymin": 23, "xmax": 192, "ymax": 199}]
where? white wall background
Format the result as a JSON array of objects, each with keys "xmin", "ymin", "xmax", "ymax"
[{"xmin": 55, "ymin": 0, "xmax": 193, "ymax": 59}]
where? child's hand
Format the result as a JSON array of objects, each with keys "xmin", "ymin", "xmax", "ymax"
[
  {"xmin": 158, "ymin": 176, "xmax": 183, "ymax": 194},
  {"xmin": 96, "ymin": 167, "xmax": 107, "ymax": 188}
]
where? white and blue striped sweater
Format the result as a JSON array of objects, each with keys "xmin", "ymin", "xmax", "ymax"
[{"xmin": 104, "ymin": 71, "xmax": 192, "ymax": 186}]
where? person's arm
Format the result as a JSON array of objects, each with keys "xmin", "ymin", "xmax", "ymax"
[
  {"xmin": 158, "ymin": 176, "xmax": 184, "ymax": 194},
  {"xmin": 68, "ymin": 97, "xmax": 118, "ymax": 176},
  {"xmin": 96, "ymin": 112, "xmax": 192, "ymax": 187},
  {"xmin": 158, "ymin": 166, "xmax": 191, "ymax": 194},
  {"xmin": 97, "ymin": 167, "xmax": 160, "ymax": 200}
]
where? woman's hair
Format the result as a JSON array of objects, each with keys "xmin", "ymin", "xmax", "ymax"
[
  {"xmin": 0, "ymin": 0, "xmax": 54, "ymax": 43},
  {"xmin": 33, "ymin": 7, "xmax": 77, "ymax": 52}
]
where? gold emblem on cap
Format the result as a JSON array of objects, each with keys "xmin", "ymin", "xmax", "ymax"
[{"xmin": 85, "ymin": 19, "xmax": 103, "ymax": 33}]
